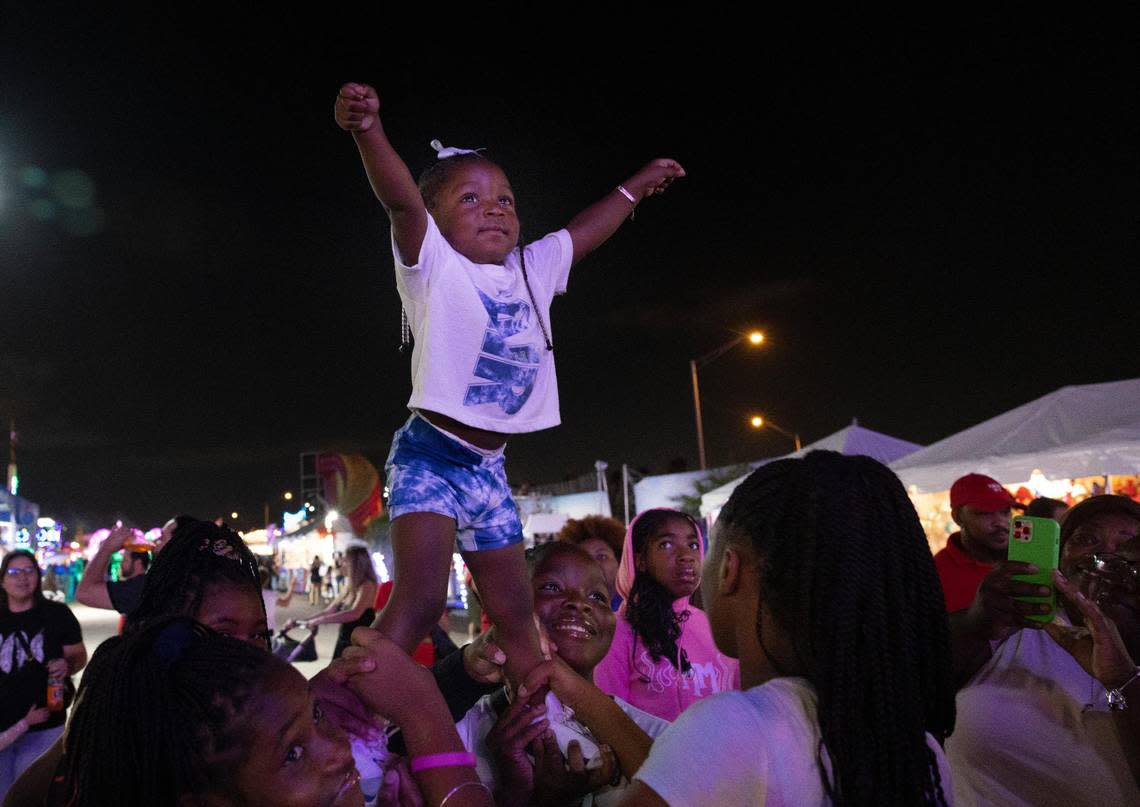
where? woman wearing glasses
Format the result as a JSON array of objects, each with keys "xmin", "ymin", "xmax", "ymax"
[{"xmin": 0, "ymin": 550, "xmax": 86, "ymax": 799}]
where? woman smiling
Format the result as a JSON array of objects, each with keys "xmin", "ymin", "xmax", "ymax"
[{"xmin": 0, "ymin": 551, "xmax": 86, "ymax": 799}]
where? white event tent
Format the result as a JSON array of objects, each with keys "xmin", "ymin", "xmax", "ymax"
[
  {"xmin": 519, "ymin": 490, "xmax": 613, "ymax": 542},
  {"xmin": 698, "ymin": 421, "xmax": 924, "ymax": 518},
  {"xmin": 890, "ymin": 378, "xmax": 1140, "ymax": 493}
]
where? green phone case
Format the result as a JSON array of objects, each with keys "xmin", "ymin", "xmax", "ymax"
[{"xmin": 1006, "ymin": 515, "xmax": 1060, "ymax": 623}]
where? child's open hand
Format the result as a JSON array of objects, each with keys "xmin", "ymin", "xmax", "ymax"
[
  {"xmin": 335, "ymin": 83, "xmax": 380, "ymax": 133},
  {"xmin": 626, "ymin": 158, "xmax": 686, "ymax": 201}
]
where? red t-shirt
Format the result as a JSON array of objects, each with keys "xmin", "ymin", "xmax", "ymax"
[{"xmin": 933, "ymin": 532, "xmax": 994, "ymax": 613}]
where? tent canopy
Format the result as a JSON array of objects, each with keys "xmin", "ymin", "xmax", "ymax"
[
  {"xmin": 633, "ymin": 464, "xmax": 761, "ymax": 516},
  {"xmin": 522, "ymin": 512, "xmax": 569, "ymax": 539},
  {"xmin": 891, "ymin": 378, "xmax": 1140, "ymax": 493},
  {"xmin": 700, "ymin": 421, "xmax": 924, "ymax": 516}
]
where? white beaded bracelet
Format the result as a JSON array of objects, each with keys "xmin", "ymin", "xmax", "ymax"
[{"xmin": 616, "ymin": 184, "xmax": 637, "ymax": 219}]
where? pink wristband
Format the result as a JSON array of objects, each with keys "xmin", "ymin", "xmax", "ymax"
[{"xmin": 408, "ymin": 751, "xmax": 477, "ymax": 774}]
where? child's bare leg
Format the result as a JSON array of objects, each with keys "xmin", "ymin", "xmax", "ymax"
[
  {"xmin": 461, "ymin": 543, "xmax": 544, "ymax": 685},
  {"xmin": 373, "ymin": 512, "xmax": 454, "ymax": 655}
]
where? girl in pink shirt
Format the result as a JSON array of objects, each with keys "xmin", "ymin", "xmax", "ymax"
[{"xmin": 592, "ymin": 509, "xmax": 740, "ymax": 721}]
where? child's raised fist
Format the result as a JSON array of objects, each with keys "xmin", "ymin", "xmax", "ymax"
[
  {"xmin": 624, "ymin": 157, "xmax": 684, "ymax": 200},
  {"xmin": 335, "ymin": 82, "xmax": 380, "ymax": 132},
  {"xmin": 627, "ymin": 158, "xmax": 686, "ymax": 200}
]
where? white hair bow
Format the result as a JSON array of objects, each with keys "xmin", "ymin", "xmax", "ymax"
[{"xmin": 430, "ymin": 139, "xmax": 484, "ymax": 159}]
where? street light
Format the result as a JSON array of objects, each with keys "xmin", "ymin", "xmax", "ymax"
[
  {"xmin": 690, "ymin": 330, "xmax": 765, "ymax": 470},
  {"xmin": 749, "ymin": 414, "xmax": 801, "ymax": 452},
  {"xmin": 264, "ymin": 491, "xmax": 296, "ymax": 527}
]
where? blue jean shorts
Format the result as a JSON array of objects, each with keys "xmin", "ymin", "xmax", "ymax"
[{"xmin": 385, "ymin": 413, "xmax": 523, "ymax": 552}]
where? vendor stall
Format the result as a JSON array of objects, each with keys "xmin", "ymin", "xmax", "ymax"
[{"xmin": 891, "ymin": 378, "xmax": 1140, "ymax": 551}]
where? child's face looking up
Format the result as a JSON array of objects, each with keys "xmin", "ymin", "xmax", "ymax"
[
  {"xmin": 532, "ymin": 549, "xmax": 616, "ymax": 679},
  {"xmin": 431, "ymin": 161, "xmax": 519, "ymax": 264},
  {"xmin": 233, "ymin": 665, "xmax": 362, "ymax": 807},
  {"xmin": 637, "ymin": 516, "xmax": 703, "ymax": 600}
]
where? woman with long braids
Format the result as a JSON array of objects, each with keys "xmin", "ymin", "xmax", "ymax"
[
  {"xmin": 622, "ymin": 451, "xmax": 956, "ymax": 806},
  {"xmin": 593, "ymin": 508, "xmax": 740, "ymax": 722}
]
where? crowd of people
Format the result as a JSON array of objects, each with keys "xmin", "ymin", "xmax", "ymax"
[
  {"xmin": 1, "ymin": 80, "xmax": 1138, "ymax": 805},
  {"xmin": 2, "ymin": 462, "xmax": 1136, "ymax": 805}
]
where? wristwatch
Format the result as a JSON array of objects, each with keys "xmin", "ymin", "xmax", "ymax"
[{"xmin": 1106, "ymin": 667, "xmax": 1140, "ymax": 711}]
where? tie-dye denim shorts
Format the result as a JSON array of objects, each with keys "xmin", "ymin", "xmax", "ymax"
[{"xmin": 385, "ymin": 412, "xmax": 523, "ymax": 552}]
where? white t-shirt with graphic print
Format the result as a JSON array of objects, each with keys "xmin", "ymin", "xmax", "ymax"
[{"xmin": 393, "ymin": 214, "xmax": 573, "ymax": 433}]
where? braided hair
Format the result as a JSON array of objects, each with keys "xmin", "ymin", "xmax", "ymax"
[
  {"xmin": 624, "ymin": 509, "xmax": 701, "ymax": 671},
  {"xmin": 61, "ymin": 617, "xmax": 283, "ymax": 806},
  {"xmin": 125, "ymin": 517, "xmax": 266, "ymax": 644},
  {"xmin": 716, "ymin": 451, "xmax": 954, "ymax": 806}
]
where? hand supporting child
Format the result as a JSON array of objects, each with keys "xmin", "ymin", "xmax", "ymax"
[
  {"xmin": 328, "ymin": 627, "xmax": 448, "ymax": 730},
  {"xmin": 485, "ymin": 694, "xmax": 617, "ymax": 805},
  {"xmin": 330, "ymin": 627, "xmax": 493, "ymax": 806},
  {"xmin": 461, "ymin": 617, "xmax": 558, "ymax": 685}
]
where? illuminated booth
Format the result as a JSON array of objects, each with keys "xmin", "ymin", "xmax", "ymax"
[
  {"xmin": 0, "ymin": 490, "xmax": 40, "ymax": 551},
  {"xmin": 274, "ymin": 453, "xmax": 394, "ymax": 593},
  {"xmin": 891, "ymin": 379, "xmax": 1140, "ymax": 553}
]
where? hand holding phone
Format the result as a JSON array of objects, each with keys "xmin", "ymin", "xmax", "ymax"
[{"xmin": 1007, "ymin": 515, "xmax": 1061, "ymax": 623}]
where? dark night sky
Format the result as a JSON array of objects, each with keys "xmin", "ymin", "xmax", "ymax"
[{"xmin": 3, "ymin": 11, "xmax": 1138, "ymax": 529}]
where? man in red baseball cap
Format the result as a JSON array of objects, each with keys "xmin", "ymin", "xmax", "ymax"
[{"xmin": 933, "ymin": 473, "xmax": 1023, "ymax": 612}]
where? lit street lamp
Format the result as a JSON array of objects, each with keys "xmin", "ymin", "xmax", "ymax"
[
  {"xmin": 749, "ymin": 414, "xmax": 801, "ymax": 452},
  {"xmin": 264, "ymin": 491, "xmax": 297, "ymax": 527},
  {"xmin": 690, "ymin": 331, "xmax": 765, "ymax": 470}
]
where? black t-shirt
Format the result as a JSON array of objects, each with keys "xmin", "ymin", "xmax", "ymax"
[
  {"xmin": 107, "ymin": 574, "xmax": 147, "ymax": 616},
  {"xmin": 0, "ymin": 602, "xmax": 83, "ymax": 732}
]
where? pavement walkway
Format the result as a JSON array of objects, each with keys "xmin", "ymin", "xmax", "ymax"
[{"xmin": 70, "ymin": 597, "xmax": 471, "ymax": 680}]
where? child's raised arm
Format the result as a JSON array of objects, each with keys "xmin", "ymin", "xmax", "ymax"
[
  {"xmin": 565, "ymin": 158, "xmax": 686, "ymax": 266},
  {"xmin": 335, "ymin": 82, "xmax": 427, "ymax": 264}
]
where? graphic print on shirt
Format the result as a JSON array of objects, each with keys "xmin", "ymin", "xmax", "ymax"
[
  {"xmin": 635, "ymin": 648, "xmax": 736, "ymax": 699},
  {"xmin": 0, "ymin": 629, "xmax": 44, "ymax": 674},
  {"xmin": 463, "ymin": 290, "xmax": 540, "ymax": 415}
]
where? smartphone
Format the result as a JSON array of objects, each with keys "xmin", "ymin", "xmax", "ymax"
[{"xmin": 1007, "ymin": 515, "xmax": 1060, "ymax": 623}]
